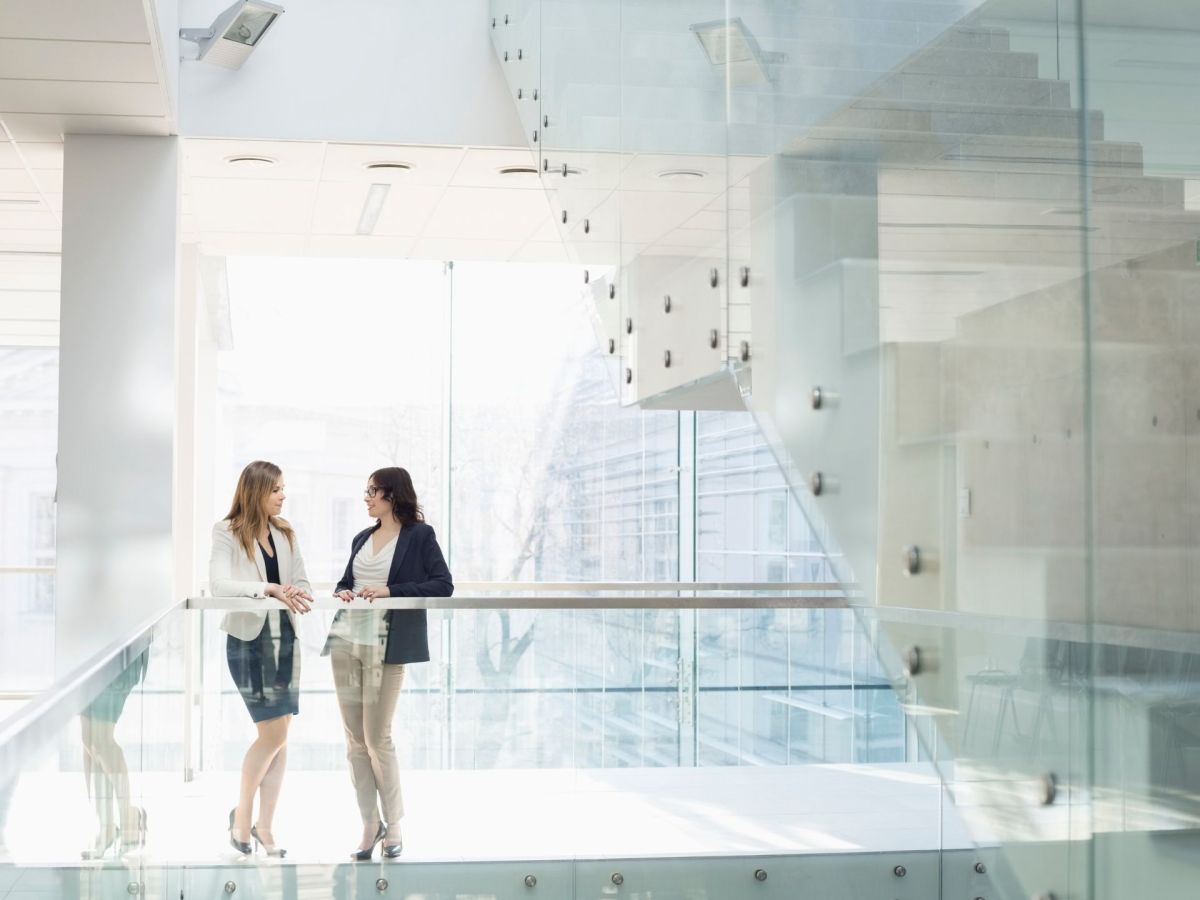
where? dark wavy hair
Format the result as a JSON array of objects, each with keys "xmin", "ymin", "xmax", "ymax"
[{"xmin": 370, "ymin": 466, "xmax": 424, "ymax": 527}]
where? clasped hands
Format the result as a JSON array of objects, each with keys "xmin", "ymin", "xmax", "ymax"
[
  {"xmin": 265, "ymin": 583, "xmax": 313, "ymax": 613},
  {"xmin": 335, "ymin": 585, "xmax": 391, "ymax": 603}
]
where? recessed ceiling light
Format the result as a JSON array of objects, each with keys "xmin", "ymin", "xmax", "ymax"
[
  {"xmin": 225, "ymin": 154, "xmax": 277, "ymax": 168},
  {"xmin": 365, "ymin": 161, "xmax": 413, "ymax": 172},
  {"xmin": 657, "ymin": 169, "xmax": 707, "ymax": 181},
  {"xmin": 498, "ymin": 165, "xmax": 539, "ymax": 176}
]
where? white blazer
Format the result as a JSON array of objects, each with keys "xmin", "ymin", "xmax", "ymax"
[{"xmin": 209, "ymin": 520, "xmax": 312, "ymax": 641}]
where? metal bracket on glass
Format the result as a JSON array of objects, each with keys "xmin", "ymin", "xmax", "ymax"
[
  {"xmin": 608, "ymin": 338, "xmax": 615, "ymax": 354},
  {"xmin": 739, "ymin": 341, "xmax": 750, "ymax": 362},
  {"xmin": 754, "ymin": 869, "xmax": 768, "ymax": 882},
  {"xmin": 625, "ymin": 317, "xmax": 632, "ymax": 334},
  {"xmin": 624, "ymin": 367, "xmax": 632, "ymax": 384},
  {"xmin": 664, "ymin": 350, "xmax": 671, "ymax": 368},
  {"xmin": 903, "ymin": 545, "xmax": 921, "ymax": 576},
  {"xmin": 709, "ymin": 267, "xmax": 719, "ymax": 288},
  {"xmin": 1039, "ymin": 773, "xmax": 1058, "ymax": 806},
  {"xmin": 524, "ymin": 875, "xmax": 537, "ymax": 888},
  {"xmin": 609, "ymin": 283, "xmax": 615, "ymax": 299},
  {"xmin": 663, "ymin": 294, "xmax": 671, "ymax": 313},
  {"xmin": 583, "ymin": 270, "xmax": 589, "ymax": 284},
  {"xmin": 739, "ymin": 266, "xmax": 750, "ymax": 287},
  {"xmin": 561, "ymin": 209, "xmax": 567, "ymax": 224},
  {"xmin": 532, "ymin": 129, "xmax": 538, "ymax": 143},
  {"xmin": 709, "ymin": 329, "xmax": 718, "ymax": 349},
  {"xmin": 518, "ymin": 48, "xmax": 522, "ymax": 60},
  {"xmin": 503, "ymin": 51, "xmax": 509, "ymax": 61},
  {"xmin": 583, "ymin": 219, "xmax": 590, "ymax": 234}
]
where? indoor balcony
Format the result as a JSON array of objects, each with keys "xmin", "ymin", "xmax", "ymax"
[{"xmin": 0, "ymin": 582, "xmax": 1003, "ymax": 899}]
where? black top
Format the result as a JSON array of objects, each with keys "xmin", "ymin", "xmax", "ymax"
[
  {"xmin": 259, "ymin": 533, "xmax": 280, "ymax": 586},
  {"xmin": 323, "ymin": 521, "xmax": 453, "ymax": 665}
]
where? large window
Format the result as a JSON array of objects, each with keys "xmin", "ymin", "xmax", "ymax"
[
  {"xmin": 0, "ymin": 347, "xmax": 58, "ymax": 691},
  {"xmin": 202, "ymin": 256, "xmax": 901, "ymax": 769}
]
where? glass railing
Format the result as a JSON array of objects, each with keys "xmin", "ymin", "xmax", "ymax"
[{"xmin": 1, "ymin": 585, "xmax": 1010, "ymax": 898}]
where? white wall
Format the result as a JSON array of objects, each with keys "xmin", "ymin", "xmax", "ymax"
[
  {"xmin": 178, "ymin": 0, "xmax": 525, "ymax": 147},
  {"xmin": 56, "ymin": 135, "xmax": 179, "ymax": 675}
]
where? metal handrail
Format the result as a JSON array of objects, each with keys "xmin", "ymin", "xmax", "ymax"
[
  {"xmin": 199, "ymin": 580, "xmax": 847, "ymax": 594},
  {"xmin": 188, "ymin": 593, "xmax": 851, "ymax": 611}
]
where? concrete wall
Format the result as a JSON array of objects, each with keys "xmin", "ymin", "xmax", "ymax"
[{"xmin": 56, "ymin": 135, "xmax": 179, "ymax": 674}]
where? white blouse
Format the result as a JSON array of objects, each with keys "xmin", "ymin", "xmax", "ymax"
[{"xmin": 329, "ymin": 532, "xmax": 397, "ymax": 647}]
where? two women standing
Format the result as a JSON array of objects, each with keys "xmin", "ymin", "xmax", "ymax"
[{"xmin": 210, "ymin": 461, "xmax": 452, "ymax": 860}]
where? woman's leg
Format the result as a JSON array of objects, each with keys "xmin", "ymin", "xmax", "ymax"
[
  {"xmin": 362, "ymin": 662, "xmax": 406, "ymax": 840},
  {"xmin": 253, "ymin": 724, "xmax": 290, "ymax": 831},
  {"xmin": 331, "ymin": 644, "xmax": 383, "ymax": 848},
  {"xmin": 233, "ymin": 715, "xmax": 289, "ymax": 841}
]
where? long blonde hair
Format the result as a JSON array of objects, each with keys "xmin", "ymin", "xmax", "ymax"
[{"xmin": 224, "ymin": 460, "xmax": 295, "ymax": 561}]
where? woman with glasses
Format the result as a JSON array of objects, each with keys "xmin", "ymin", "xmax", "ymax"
[
  {"xmin": 210, "ymin": 460, "xmax": 313, "ymax": 857},
  {"xmin": 324, "ymin": 467, "xmax": 453, "ymax": 859}
]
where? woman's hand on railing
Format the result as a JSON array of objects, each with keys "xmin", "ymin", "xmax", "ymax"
[
  {"xmin": 356, "ymin": 585, "xmax": 390, "ymax": 602},
  {"xmin": 265, "ymin": 583, "xmax": 313, "ymax": 614},
  {"xmin": 334, "ymin": 590, "xmax": 355, "ymax": 604}
]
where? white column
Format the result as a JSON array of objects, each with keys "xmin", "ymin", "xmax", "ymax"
[{"xmin": 55, "ymin": 135, "xmax": 180, "ymax": 674}]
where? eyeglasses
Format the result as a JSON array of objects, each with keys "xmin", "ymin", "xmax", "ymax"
[{"xmin": 364, "ymin": 486, "xmax": 380, "ymax": 498}]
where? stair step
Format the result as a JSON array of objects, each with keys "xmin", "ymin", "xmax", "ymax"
[
  {"xmin": 904, "ymin": 47, "xmax": 1039, "ymax": 79},
  {"xmin": 941, "ymin": 135, "xmax": 1144, "ymax": 175},
  {"xmin": 883, "ymin": 168, "xmax": 1183, "ymax": 209},
  {"xmin": 868, "ymin": 73, "xmax": 1070, "ymax": 108},
  {"xmin": 804, "ymin": 99, "xmax": 1103, "ymax": 143},
  {"xmin": 935, "ymin": 25, "xmax": 1011, "ymax": 52}
]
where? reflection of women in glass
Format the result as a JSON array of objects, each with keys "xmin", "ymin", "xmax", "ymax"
[
  {"xmin": 210, "ymin": 460, "xmax": 312, "ymax": 857},
  {"xmin": 325, "ymin": 467, "xmax": 452, "ymax": 859},
  {"xmin": 79, "ymin": 648, "xmax": 150, "ymax": 859}
]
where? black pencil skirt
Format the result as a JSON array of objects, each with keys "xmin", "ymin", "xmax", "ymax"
[{"xmin": 226, "ymin": 613, "xmax": 300, "ymax": 723}]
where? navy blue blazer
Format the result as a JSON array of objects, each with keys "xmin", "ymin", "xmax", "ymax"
[{"xmin": 323, "ymin": 521, "xmax": 453, "ymax": 665}]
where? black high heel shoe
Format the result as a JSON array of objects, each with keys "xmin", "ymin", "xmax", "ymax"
[
  {"xmin": 228, "ymin": 808, "xmax": 252, "ymax": 855},
  {"xmin": 381, "ymin": 822, "xmax": 402, "ymax": 859},
  {"xmin": 252, "ymin": 824, "xmax": 286, "ymax": 858},
  {"xmin": 352, "ymin": 822, "xmax": 386, "ymax": 861}
]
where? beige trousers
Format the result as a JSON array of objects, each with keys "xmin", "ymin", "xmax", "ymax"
[{"xmin": 329, "ymin": 637, "xmax": 406, "ymax": 825}]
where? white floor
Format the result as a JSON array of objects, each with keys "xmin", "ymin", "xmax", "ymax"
[{"xmin": 0, "ymin": 763, "xmax": 975, "ymax": 868}]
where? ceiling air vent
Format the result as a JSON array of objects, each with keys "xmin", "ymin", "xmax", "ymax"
[
  {"xmin": 224, "ymin": 154, "xmax": 277, "ymax": 168},
  {"xmin": 364, "ymin": 161, "xmax": 413, "ymax": 172}
]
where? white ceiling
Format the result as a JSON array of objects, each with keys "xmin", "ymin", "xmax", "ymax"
[{"xmin": 0, "ymin": 0, "xmax": 174, "ymax": 344}]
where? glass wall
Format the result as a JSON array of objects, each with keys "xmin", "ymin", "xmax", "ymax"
[{"xmin": 488, "ymin": 0, "xmax": 1200, "ymax": 897}]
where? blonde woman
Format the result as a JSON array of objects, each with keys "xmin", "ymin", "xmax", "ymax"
[
  {"xmin": 325, "ymin": 466, "xmax": 452, "ymax": 859},
  {"xmin": 210, "ymin": 460, "xmax": 312, "ymax": 857}
]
